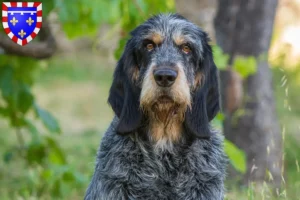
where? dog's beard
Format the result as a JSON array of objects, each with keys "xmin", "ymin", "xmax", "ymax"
[
  {"xmin": 140, "ymin": 92, "xmax": 189, "ymax": 144},
  {"xmin": 139, "ymin": 63, "xmax": 191, "ymax": 144},
  {"xmin": 150, "ymin": 95, "xmax": 185, "ymax": 124},
  {"xmin": 141, "ymin": 90, "xmax": 189, "ymax": 123},
  {"xmin": 143, "ymin": 95, "xmax": 187, "ymax": 145}
]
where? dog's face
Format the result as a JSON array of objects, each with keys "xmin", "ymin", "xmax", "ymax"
[{"xmin": 108, "ymin": 14, "xmax": 220, "ymax": 140}]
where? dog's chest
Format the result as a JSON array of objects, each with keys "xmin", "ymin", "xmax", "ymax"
[
  {"xmin": 126, "ymin": 146, "xmax": 198, "ymax": 198},
  {"xmin": 98, "ymin": 132, "xmax": 225, "ymax": 200}
]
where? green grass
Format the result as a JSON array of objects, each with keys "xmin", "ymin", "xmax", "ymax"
[
  {"xmin": 273, "ymin": 66, "xmax": 300, "ymax": 199},
  {"xmin": 0, "ymin": 54, "xmax": 300, "ymax": 199}
]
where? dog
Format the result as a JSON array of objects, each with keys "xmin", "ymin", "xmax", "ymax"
[{"xmin": 85, "ymin": 14, "xmax": 226, "ymax": 200}]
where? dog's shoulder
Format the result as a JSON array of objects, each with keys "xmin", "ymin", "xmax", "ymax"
[
  {"xmin": 98, "ymin": 117, "xmax": 122, "ymax": 149},
  {"xmin": 96, "ymin": 117, "xmax": 139, "ymax": 166},
  {"xmin": 189, "ymin": 129, "xmax": 227, "ymax": 169},
  {"xmin": 192, "ymin": 129, "xmax": 225, "ymax": 153}
]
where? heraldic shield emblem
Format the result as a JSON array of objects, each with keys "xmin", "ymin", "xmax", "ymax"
[{"xmin": 2, "ymin": 2, "xmax": 42, "ymax": 46}]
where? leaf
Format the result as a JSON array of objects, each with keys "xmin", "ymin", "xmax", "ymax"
[
  {"xmin": 211, "ymin": 112, "xmax": 225, "ymax": 130},
  {"xmin": 0, "ymin": 106, "xmax": 9, "ymax": 117},
  {"xmin": 34, "ymin": 104, "xmax": 61, "ymax": 133},
  {"xmin": 0, "ymin": 66, "xmax": 14, "ymax": 98},
  {"xmin": 51, "ymin": 179, "xmax": 63, "ymax": 197},
  {"xmin": 10, "ymin": 115, "xmax": 27, "ymax": 128},
  {"xmin": 224, "ymin": 139, "xmax": 247, "ymax": 174},
  {"xmin": 212, "ymin": 45, "xmax": 229, "ymax": 70},
  {"xmin": 216, "ymin": 112, "xmax": 225, "ymax": 121},
  {"xmin": 114, "ymin": 37, "xmax": 129, "ymax": 59},
  {"xmin": 26, "ymin": 142, "xmax": 47, "ymax": 165},
  {"xmin": 233, "ymin": 56, "xmax": 257, "ymax": 78},
  {"xmin": 55, "ymin": 0, "xmax": 99, "ymax": 39},
  {"xmin": 41, "ymin": 169, "xmax": 54, "ymax": 181},
  {"xmin": 165, "ymin": 0, "xmax": 175, "ymax": 10},
  {"xmin": 45, "ymin": 137, "xmax": 67, "ymax": 164},
  {"xmin": 62, "ymin": 21, "xmax": 98, "ymax": 39},
  {"xmin": 91, "ymin": 1, "xmax": 111, "ymax": 24},
  {"xmin": 13, "ymin": 57, "xmax": 38, "ymax": 85},
  {"xmin": 62, "ymin": 171, "xmax": 75, "ymax": 182},
  {"xmin": 109, "ymin": 0, "xmax": 122, "ymax": 23},
  {"xmin": 24, "ymin": 118, "xmax": 40, "ymax": 142},
  {"xmin": 17, "ymin": 84, "xmax": 34, "ymax": 114}
]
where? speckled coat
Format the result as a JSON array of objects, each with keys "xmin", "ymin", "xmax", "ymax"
[{"xmin": 84, "ymin": 118, "xmax": 226, "ymax": 200}]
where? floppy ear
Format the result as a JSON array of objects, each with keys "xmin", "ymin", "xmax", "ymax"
[
  {"xmin": 184, "ymin": 45, "xmax": 220, "ymax": 138},
  {"xmin": 108, "ymin": 42, "xmax": 143, "ymax": 134}
]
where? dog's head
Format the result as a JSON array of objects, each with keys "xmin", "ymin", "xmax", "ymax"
[{"xmin": 108, "ymin": 14, "xmax": 220, "ymax": 139}]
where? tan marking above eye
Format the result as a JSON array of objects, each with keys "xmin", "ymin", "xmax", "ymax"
[
  {"xmin": 151, "ymin": 32, "xmax": 163, "ymax": 44},
  {"xmin": 182, "ymin": 45, "xmax": 191, "ymax": 54},
  {"xmin": 174, "ymin": 35, "xmax": 185, "ymax": 46},
  {"xmin": 146, "ymin": 43, "xmax": 154, "ymax": 51}
]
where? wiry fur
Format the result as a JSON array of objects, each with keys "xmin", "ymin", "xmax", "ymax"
[
  {"xmin": 85, "ymin": 14, "xmax": 227, "ymax": 200},
  {"xmin": 85, "ymin": 118, "xmax": 226, "ymax": 200}
]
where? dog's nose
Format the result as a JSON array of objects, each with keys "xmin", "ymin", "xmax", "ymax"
[{"xmin": 153, "ymin": 69, "xmax": 178, "ymax": 87}]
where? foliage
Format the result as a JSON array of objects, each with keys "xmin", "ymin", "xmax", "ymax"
[
  {"xmin": 213, "ymin": 45, "xmax": 258, "ymax": 79},
  {"xmin": 50, "ymin": 0, "xmax": 174, "ymax": 58},
  {"xmin": 212, "ymin": 45, "xmax": 229, "ymax": 70},
  {"xmin": 0, "ymin": 56, "xmax": 60, "ymax": 136},
  {"xmin": 212, "ymin": 45, "xmax": 260, "ymax": 175},
  {"xmin": 0, "ymin": 55, "xmax": 81, "ymax": 197},
  {"xmin": 212, "ymin": 45, "xmax": 248, "ymax": 174},
  {"xmin": 224, "ymin": 140, "xmax": 246, "ymax": 174},
  {"xmin": 233, "ymin": 56, "xmax": 257, "ymax": 79}
]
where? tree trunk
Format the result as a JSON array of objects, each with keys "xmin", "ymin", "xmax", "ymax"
[
  {"xmin": 214, "ymin": 0, "xmax": 282, "ymax": 187},
  {"xmin": 175, "ymin": 0, "xmax": 217, "ymax": 39}
]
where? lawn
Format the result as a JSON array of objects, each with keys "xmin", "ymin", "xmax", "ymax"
[{"xmin": 0, "ymin": 53, "xmax": 299, "ymax": 199}]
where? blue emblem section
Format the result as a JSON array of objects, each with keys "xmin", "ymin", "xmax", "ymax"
[{"xmin": 7, "ymin": 7, "xmax": 37, "ymax": 40}]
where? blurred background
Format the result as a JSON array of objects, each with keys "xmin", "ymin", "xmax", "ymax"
[{"xmin": 0, "ymin": 0, "xmax": 299, "ymax": 199}]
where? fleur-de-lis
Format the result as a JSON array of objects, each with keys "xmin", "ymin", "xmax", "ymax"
[
  {"xmin": 10, "ymin": 17, "xmax": 18, "ymax": 26},
  {"xmin": 26, "ymin": 17, "xmax": 34, "ymax": 26},
  {"xmin": 18, "ymin": 29, "xmax": 26, "ymax": 38}
]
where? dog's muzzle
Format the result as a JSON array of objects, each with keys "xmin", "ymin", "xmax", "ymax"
[{"xmin": 153, "ymin": 68, "xmax": 178, "ymax": 87}]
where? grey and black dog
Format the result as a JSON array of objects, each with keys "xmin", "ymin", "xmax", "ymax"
[{"xmin": 85, "ymin": 14, "xmax": 227, "ymax": 200}]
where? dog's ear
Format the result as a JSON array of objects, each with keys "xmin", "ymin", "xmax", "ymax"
[
  {"xmin": 184, "ymin": 44, "xmax": 220, "ymax": 138},
  {"xmin": 108, "ymin": 42, "xmax": 142, "ymax": 134}
]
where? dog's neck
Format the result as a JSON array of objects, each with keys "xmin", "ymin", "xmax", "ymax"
[{"xmin": 146, "ymin": 102, "xmax": 186, "ymax": 149}]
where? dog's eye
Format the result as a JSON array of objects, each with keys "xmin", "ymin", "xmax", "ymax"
[
  {"xmin": 146, "ymin": 43, "xmax": 154, "ymax": 51},
  {"xmin": 182, "ymin": 45, "xmax": 191, "ymax": 54}
]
